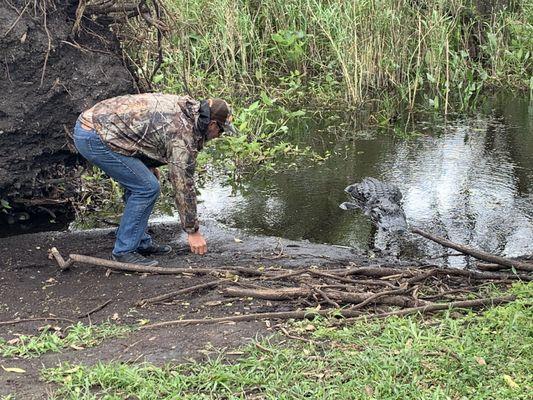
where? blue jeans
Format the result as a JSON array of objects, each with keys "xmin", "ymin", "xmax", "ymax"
[{"xmin": 73, "ymin": 120, "xmax": 160, "ymax": 255}]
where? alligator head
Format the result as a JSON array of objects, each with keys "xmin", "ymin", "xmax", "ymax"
[{"xmin": 340, "ymin": 178, "xmax": 408, "ymax": 234}]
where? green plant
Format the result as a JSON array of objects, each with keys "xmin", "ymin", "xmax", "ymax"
[{"xmin": 0, "ymin": 323, "xmax": 131, "ymax": 359}]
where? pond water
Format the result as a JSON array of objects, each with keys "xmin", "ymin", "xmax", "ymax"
[{"xmin": 196, "ymin": 93, "xmax": 532, "ymax": 265}]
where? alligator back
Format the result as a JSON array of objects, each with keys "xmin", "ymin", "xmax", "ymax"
[{"xmin": 342, "ymin": 177, "xmax": 407, "ymax": 232}]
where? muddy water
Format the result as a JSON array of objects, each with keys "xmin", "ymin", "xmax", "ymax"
[{"xmin": 198, "ymin": 93, "xmax": 533, "ymax": 264}]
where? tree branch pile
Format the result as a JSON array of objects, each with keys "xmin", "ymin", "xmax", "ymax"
[{"xmin": 48, "ymin": 246, "xmax": 529, "ymax": 327}]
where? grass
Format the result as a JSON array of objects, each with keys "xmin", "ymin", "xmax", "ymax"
[
  {"xmin": 42, "ymin": 282, "xmax": 532, "ymax": 399},
  {"xmin": 0, "ymin": 323, "xmax": 131, "ymax": 359}
]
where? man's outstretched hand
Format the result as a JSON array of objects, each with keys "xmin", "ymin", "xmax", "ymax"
[{"xmin": 188, "ymin": 231, "xmax": 207, "ymax": 255}]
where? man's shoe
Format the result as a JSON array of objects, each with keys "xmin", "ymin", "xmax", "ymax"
[
  {"xmin": 138, "ymin": 242, "xmax": 172, "ymax": 256},
  {"xmin": 112, "ymin": 252, "xmax": 159, "ymax": 267}
]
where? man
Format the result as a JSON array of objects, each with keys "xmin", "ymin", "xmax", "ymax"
[{"xmin": 73, "ymin": 93, "xmax": 236, "ymax": 267}]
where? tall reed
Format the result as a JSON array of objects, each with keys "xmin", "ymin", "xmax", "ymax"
[{"xmin": 144, "ymin": 0, "xmax": 531, "ymax": 110}]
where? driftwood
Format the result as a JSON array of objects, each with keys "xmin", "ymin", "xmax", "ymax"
[
  {"xmin": 337, "ymin": 265, "xmax": 531, "ymax": 282},
  {"xmin": 411, "ymin": 227, "xmax": 533, "ymax": 272},
  {"xmin": 140, "ymin": 295, "xmax": 515, "ymax": 328},
  {"xmin": 41, "ymin": 248, "xmax": 525, "ymax": 326}
]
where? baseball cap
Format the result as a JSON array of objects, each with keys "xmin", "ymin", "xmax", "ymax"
[{"xmin": 209, "ymin": 98, "xmax": 237, "ymax": 135}]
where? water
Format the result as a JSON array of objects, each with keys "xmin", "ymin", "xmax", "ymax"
[{"xmin": 197, "ymin": 93, "xmax": 533, "ymax": 263}]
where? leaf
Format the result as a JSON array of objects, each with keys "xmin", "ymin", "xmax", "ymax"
[
  {"xmin": 137, "ymin": 319, "xmax": 150, "ymax": 326},
  {"xmin": 503, "ymin": 374, "xmax": 519, "ymax": 389},
  {"xmin": 70, "ymin": 344, "xmax": 85, "ymax": 350},
  {"xmin": 2, "ymin": 365, "xmax": 26, "ymax": 373},
  {"xmin": 475, "ymin": 356, "xmax": 486, "ymax": 365}
]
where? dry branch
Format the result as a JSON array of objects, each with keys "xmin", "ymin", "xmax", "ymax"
[
  {"xmin": 349, "ymin": 295, "xmax": 516, "ymax": 320},
  {"xmin": 0, "ymin": 317, "xmax": 75, "ymax": 326},
  {"xmin": 411, "ymin": 227, "xmax": 533, "ymax": 272},
  {"xmin": 78, "ymin": 299, "xmax": 112, "ymax": 319},
  {"xmin": 67, "ymin": 254, "xmax": 263, "ymax": 276},
  {"xmin": 140, "ymin": 295, "xmax": 516, "ymax": 328},
  {"xmin": 222, "ymin": 287, "xmax": 415, "ymax": 308}
]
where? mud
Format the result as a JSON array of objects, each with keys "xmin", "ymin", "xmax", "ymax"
[
  {"xmin": 0, "ymin": 0, "xmax": 136, "ymax": 213},
  {"xmin": 0, "ymin": 219, "xmax": 393, "ymax": 398}
]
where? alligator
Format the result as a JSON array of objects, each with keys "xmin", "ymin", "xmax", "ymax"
[{"xmin": 340, "ymin": 177, "xmax": 408, "ymax": 234}]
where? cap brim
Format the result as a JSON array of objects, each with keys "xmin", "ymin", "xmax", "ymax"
[{"xmin": 222, "ymin": 122, "xmax": 238, "ymax": 136}]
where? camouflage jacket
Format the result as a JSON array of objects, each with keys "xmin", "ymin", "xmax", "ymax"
[{"xmin": 80, "ymin": 93, "xmax": 207, "ymax": 233}]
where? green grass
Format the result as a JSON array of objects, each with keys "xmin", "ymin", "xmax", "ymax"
[
  {"xmin": 42, "ymin": 283, "xmax": 532, "ymax": 399},
  {"xmin": 0, "ymin": 323, "xmax": 131, "ymax": 359}
]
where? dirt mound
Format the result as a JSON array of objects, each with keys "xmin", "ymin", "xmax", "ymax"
[{"xmin": 0, "ymin": 0, "xmax": 136, "ymax": 217}]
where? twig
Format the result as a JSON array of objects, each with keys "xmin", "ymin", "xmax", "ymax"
[
  {"xmin": 0, "ymin": 317, "xmax": 75, "ymax": 326},
  {"xmin": 78, "ymin": 299, "xmax": 112, "ymax": 319},
  {"xmin": 411, "ymin": 227, "xmax": 533, "ymax": 272},
  {"xmin": 49, "ymin": 247, "xmax": 73, "ymax": 270},
  {"xmin": 347, "ymin": 295, "xmax": 516, "ymax": 321},
  {"xmin": 313, "ymin": 288, "xmax": 340, "ymax": 308},
  {"xmin": 140, "ymin": 308, "xmax": 365, "ymax": 329},
  {"xmin": 349, "ymin": 287, "xmax": 411, "ymax": 311}
]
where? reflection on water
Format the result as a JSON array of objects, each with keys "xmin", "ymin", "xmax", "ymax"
[{"xmin": 198, "ymin": 93, "xmax": 532, "ymax": 262}]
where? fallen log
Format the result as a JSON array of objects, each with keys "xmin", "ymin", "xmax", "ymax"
[{"xmin": 411, "ymin": 227, "xmax": 533, "ymax": 272}]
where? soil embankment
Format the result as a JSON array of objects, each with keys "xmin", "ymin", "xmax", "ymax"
[{"xmin": 0, "ymin": 0, "xmax": 136, "ymax": 220}]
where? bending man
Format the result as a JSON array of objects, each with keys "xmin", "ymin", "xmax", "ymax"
[{"xmin": 73, "ymin": 93, "xmax": 235, "ymax": 266}]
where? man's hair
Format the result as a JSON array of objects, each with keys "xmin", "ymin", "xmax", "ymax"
[{"xmin": 209, "ymin": 98, "xmax": 231, "ymax": 124}]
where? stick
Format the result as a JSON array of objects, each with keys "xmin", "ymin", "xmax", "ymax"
[
  {"xmin": 49, "ymin": 247, "xmax": 73, "ymax": 270},
  {"xmin": 67, "ymin": 254, "xmax": 263, "ymax": 276},
  {"xmin": 78, "ymin": 300, "xmax": 112, "ymax": 319},
  {"xmin": 339, "ymin": 265, "xmax": 531, "ymax": 282},
  {"xmin": 349, "ymin": 287, "xmax": 411, "ymax": 310},
  {"xmin": 348, "ymin": 295, "xmax": 516, "ymax": 321},
  {"xmin": 137, "ymin": 281, "xmax": 220, "ymax": 305},
  {"xmin": 0, "ymin": 317, "xmax": 76, "ymax": 326},
  {"xmin": 308, "ymin": 269, "xmax": 397, "ymax": 288},
  {"xmin": 140, "ymin": 294, "xmax": 516, "ymax": 329},
  {"xmin": 140, "ymin": 308, "xmax": 366, "ymax": 329},
  {"xmin": 411, "ymin": 227, "xmax": 533, "ymax": 272},
  {"xmin": 222, "ymin": 287, "xmax": 414, "ymax": 308}
]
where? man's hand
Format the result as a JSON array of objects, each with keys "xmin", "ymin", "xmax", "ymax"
[
  {"xmin": 150, "ymin": 167, "xmax": 160, "ymax": 181},
  {"xmin": 188, "ymin": 231, "xmax": 207, "ymax": 255}
]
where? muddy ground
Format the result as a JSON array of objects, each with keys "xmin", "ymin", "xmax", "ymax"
[{"xmin": 0, "ymin": 220, "xmax": 408, "ymax": 398}]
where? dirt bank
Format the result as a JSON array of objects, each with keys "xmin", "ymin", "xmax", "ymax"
[{"xmin": 0, "ymin": 0, "xmax": 136, "ymax": 218}]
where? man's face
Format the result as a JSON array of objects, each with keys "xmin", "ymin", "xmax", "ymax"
[{"xmin": 206, "ymin": 121, "xmax": 223, "ymax": 140}]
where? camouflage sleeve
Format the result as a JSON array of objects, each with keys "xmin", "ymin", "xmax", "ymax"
[{"xmin": 168, "ymin": 138, "xmax": 199, "ymax": 233}]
